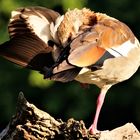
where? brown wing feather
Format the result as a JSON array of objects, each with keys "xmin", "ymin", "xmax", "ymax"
[
  {"xmin": 0, "ymin": 7, "xmax": 61, "ymax": 71},
  {"xmin": 67, "ymin": 17, "xmax": 135, "ymax": 67},
  {"xmin": 94, "ymin": 18, "xmax": 135, "ymax": 49},
  {"xmin": 0, "ymin": 34, "xmax": 54, "ymax": 71},
  {"xmin": 67, "ymin": 28, "xmax": 106, "ymax": 67},
  {"xmin": 29, "ymin": 7, "xmax": 60, "ymax": 22},
  {"xmin": 9, "ymin": 6, "xmax": 60, "ymax": 39}
]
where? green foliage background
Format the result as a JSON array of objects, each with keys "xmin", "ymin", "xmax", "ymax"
[{"xmin": 0, "ymin": 0, "xmax": 140, "ymax": 131}]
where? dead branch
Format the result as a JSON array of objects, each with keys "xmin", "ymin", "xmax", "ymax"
[{"xmin": 0, "ymin": 93, "xmax": 139, "ymax": 140}]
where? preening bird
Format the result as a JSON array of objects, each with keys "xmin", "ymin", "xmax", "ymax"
[{"xmin": 0, "ymin": 7, "xmax": 140, "ymax": 134}]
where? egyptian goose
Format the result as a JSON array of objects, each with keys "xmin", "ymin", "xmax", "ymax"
[{"xmin": 0, "ymin": 7, "xmax": 140, "ymax": 134}]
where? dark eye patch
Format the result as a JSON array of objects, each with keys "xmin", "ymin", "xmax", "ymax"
[{"xmin": 48, "ymin": 40, "xmax": 55, "ymax": 47}]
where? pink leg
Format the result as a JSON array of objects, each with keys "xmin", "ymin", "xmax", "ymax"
[{"xmin": 89, "ymin": 86, "xmax": 110, "ymax": 134}]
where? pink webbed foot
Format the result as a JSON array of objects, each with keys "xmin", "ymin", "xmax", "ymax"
[{"xmin": 89, "ymin": 124, "xmax": 100, "ymax": 134}]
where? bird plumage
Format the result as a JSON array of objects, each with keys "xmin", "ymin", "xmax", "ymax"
[
  {"xmin": 0, "ymin": 7, "xmax": 58, "ymax": 70},
  {"xmin": 0, "ymin": 6, "xmax": 140, "ymax": 134}
]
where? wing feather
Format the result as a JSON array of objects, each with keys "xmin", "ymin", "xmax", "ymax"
[
  {"xmin": 9, "ymin": 6, "xmax": 60, "ymax": 43},
  {"xmin": 67, "ymin": 18, "xmax": 136, "ymax": 68},
  {"xmin": 0, "ymin": 34, "xmax": 54, "ymax": 71},
  {"xmin": 0, "ymin": 7, "xmax": 61, "ymax": 71},
  {"xmin": 67, "ymin": 28, "xmax": 106, "ymax": 67}
]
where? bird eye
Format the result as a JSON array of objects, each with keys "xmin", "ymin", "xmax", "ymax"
[
  {"xmin": 68, "ymin": 37, "xmax": 71, "ymax": 43},
  {"xmin": 48, "ymin": 40, "xmax": 55, "ymax": 47}
]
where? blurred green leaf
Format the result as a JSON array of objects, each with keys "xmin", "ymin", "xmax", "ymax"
[
  {"xmin": 1, "ymin": 0, "xmax": 20, "ymax": 14},
  {"xmin": 62, "ymin": 0, "xmax": 87, "ymax": 11},
  {"xmin": 28, "ymin": 71, "xmax": 54, "ymax": 89}
]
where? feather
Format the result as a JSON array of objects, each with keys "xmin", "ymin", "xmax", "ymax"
[
  {"xmin": 50, "ymin": 68, "xmax": 81, "ymax": 82},
  {"xmin": 9, "ymin": 6, "xmax": 60, "ymax": 43},
  {"xmin": 67, "ymin": 28, "xmax": 106, "ymax": 67},
  {"xmin": 66, "ymin": 16, "xmax": 136, "ymax": 68},
  {"xmin": 0, "ymin": 34, "xmax": 54, "ymax": 71},
  {"xmin": 0, "ymin": 7, "xmax": 61, "ymax": 72}
]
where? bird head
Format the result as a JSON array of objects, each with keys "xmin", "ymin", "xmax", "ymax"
[{"xmin": 57, "ymin": 8, "xmax": 97, "ymax": 47}]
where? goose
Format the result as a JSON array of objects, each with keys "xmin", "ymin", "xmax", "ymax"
[{"xmin": 0, "ymin": 7, "xmax": 140, "ymax": 134}]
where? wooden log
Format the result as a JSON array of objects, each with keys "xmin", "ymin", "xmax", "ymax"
[{"xmin": 0, "ymin": 92, "xmax": 139, "ymax": 140}]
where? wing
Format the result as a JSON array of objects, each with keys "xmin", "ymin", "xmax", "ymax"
[
  {"xmin": 0, "ymin": 34, "xmax": 55, "ymax": 71},
  {"xmin": 67, "ymin": 19, "xmax": 136, "ymax": 68},
  {"xmin": 9, "ymin": 6, "xmax": 60, "ymax": 42},
  {"xmin": 0, "ymin": 7, "xmax": 60, "ymax": 71},
  {"xmin": 67, "ymin": 29, "xmax": 106, "ymax": 67}
]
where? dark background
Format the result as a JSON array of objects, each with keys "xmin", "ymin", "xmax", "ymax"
[{"xmin": 0, "ymin": 0, "xmax": 140, "ymax": 132}]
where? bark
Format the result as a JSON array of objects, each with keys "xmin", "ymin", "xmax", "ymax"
[{"xmin": 0, "ymin": 93, "xmax": 139, "ymax": 140}]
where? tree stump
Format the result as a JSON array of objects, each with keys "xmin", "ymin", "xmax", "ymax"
[{"xmin": 0, "ymin": 93, "xmax": 140, "ymax": 140}]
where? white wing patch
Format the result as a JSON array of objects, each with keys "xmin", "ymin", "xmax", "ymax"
[
  {"xmin": 27, "ymin": 14, "xmax": 52, "ymax": 44},
  {"xmin": 11, "ymin": 11, "xmax": 20, "ymax": 20},
  {"xmin": 78, "ymin": 67, "xmax": 90, "ymax": 75},
  {"xmin": 50, "ymin": 15, "xmax": 64, "ymax": 43},
  {"xmin": 107, "ymin": 38, "xmax": 139, "ymax": 57},
  {"xmin": 11, "ymin": 10, "xmax": 53, "ymax": 44}
]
